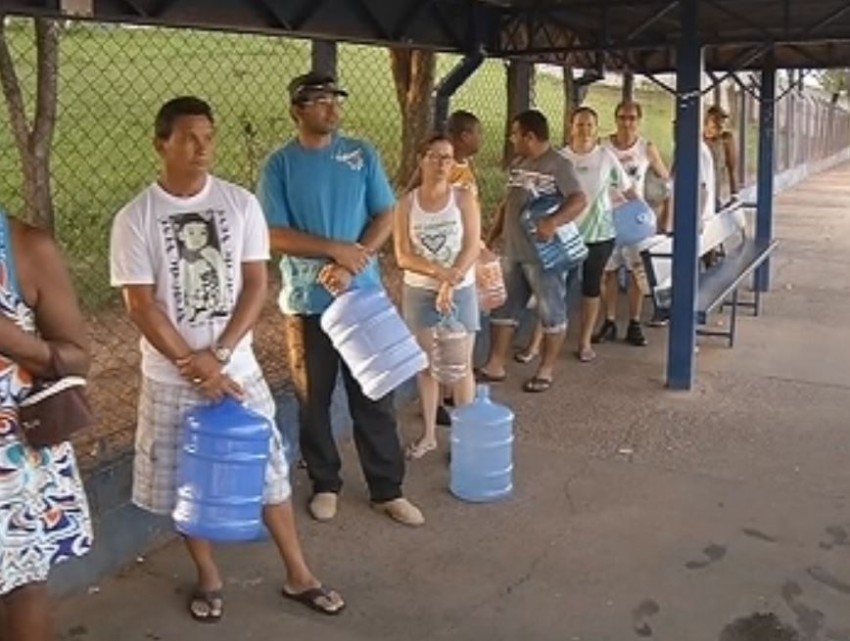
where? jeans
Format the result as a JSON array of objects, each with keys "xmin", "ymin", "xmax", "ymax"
[
  {"xmin": 283, "ymin": 314, "xmax": 405, "ymax": 502},
  {"xmin": 491, "ymin": 259, "xmax": 568, "ymax": 333}
]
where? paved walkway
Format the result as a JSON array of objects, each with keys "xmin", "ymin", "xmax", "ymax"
[{"xmin": 56, "ymin": 165, "xmax": 850, "ymax": 641}]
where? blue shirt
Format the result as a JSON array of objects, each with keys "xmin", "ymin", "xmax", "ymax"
[{"xmin": 257, "ymin": 135, "xmax": 396, "ymax": 314}]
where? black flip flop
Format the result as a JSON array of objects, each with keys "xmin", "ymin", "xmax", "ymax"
[
  {"xmin": 474, "ymin": 368, "xmax": 507, "ymax": 383},
  {"xmin": 282, "ymin": 585, "xmax": 345, "ymax": 616},
  {"xmin": 188, "ymin": 588, "xmax": 223, "ymax": 623},
  {"xmin": 522, "ymin": 377, "xmax": 552, "ymax": 393}
]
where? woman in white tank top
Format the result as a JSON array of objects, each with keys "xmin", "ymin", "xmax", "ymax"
[{"xmin": 393, "ymin": 134, "xmax": 481, "ymax": 460}]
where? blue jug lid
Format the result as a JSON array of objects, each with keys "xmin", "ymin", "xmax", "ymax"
[{"xmin": 451, "ymin": 384, "xmax": 514, "ymax": 424}]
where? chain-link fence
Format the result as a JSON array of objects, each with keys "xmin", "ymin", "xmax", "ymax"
[{"xmin": 0, "ymin": 17, "xmax": 847, "ymax": 472}]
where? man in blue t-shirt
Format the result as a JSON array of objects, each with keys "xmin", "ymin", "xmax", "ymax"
[{"xmin": 257, "ymin": 71, "xmax": 423, "ymax": 527}]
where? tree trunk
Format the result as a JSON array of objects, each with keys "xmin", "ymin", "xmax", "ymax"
[
  {"xmin": 503, "ymin": 60, "xmax": 533, "ymax": 166},
  {"xmin": 0, "ymin": 17, "xmax": 60, "ymax": 231},
  {"xmin": 622, "ymin": 71, "xmax": 635, "ymax": 103},
  {"xmin": 562, "ymin": 64, "xmax": 576, "ymax": 147},
  {"xmin": 389, "ymin": 48, "xmax": 436, "ymax": 187}
]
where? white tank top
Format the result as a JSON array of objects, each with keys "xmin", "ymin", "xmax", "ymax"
[
  {"xmin": 403, "ymin": 187, "xmax": 474, "ymax": 291},
  {"xmin": 603, "ymin": 136, "xmax": 650, "ymax": 199}
]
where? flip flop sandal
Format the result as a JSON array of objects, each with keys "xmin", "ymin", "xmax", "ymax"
[
  {"xmin": 188, "ymin": 588, "xmax": 224, "ymax": 623},
  {"xmin": 474, "ymin": 368, "xmax": 507, "ymax": 383},
  {"xmin": 577, "ymin": 349, "xmax": 597, "ymax": 363},
  {"xmin": 513, "ymin": 350, "xmax": 539, "ymax": 364},
  {"xmin": 282, "ymin": 585, "xmax": 346, "ymax": 616},
  {"xmin": 522, "ymin": 377, "xmax": 553, "ymax": 393},
  {"xmin": 406, "ymin": 440, "xmax": 437, "ymax": 460}
]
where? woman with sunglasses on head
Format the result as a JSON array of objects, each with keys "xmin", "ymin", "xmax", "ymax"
[{"xmin": 394, "ymin": 134, "xmax": 481, "ymax": 460}]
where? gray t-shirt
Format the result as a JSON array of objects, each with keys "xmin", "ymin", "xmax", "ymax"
[{"xmin": 503, "ymin": 147, "xmax": 583, "ymax": 262}]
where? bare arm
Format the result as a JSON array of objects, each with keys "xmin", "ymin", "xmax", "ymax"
[
  {"xmin": 393, "ymin": 194, "xmax": 453, "ymax": 281},
  {"xmin": 0, "ymin": 222, "xmax": 90, "ymax": 378},
  {"xmin": 485, "ymin": 201, "xmax": 506, "ymax": 247},
  {"xmin": 550, "ymin": 191, "xmax": 588, "ymax": 226},
  {"xmin": 451, "ymin": 189, "xmax": 482, "ymax": 275},
  {"xmin": 647, "ymin": 142, "xmax": 671, "ymax": 181},
  {"xmin": 121, "ymin": 285, "xmax": 193, "ymax": 364},
  {"xmin": 359, "ymin": 207, "xmax": 395, "ymax": 255},
  {"xmin": 216, "ymin": 261, "xmax": 267, "ymax": 351}
]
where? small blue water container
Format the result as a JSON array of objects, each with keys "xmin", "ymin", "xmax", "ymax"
[
  {"xmin": 613, "ymin": 198, "xmax": 657, "ymax": 246},
  {"xmin": 450, "ymin": 384, "xmax": 514, "ymax": 502},
  {"xmin": 173, "ymin": 398, "xmax": 271, "ymax": 542},
  {"xmin": 320, "ymin": 286, "xmax": 427, "ymax": 400}
]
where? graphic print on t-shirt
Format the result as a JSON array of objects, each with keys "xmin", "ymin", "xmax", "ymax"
[
  {"xmin": 161, "ymin": 209, "xmax": 233, "ymax": 325},
  {"xmin": 507, "ymin": 168, "xmax": 559, "ymax": 198}
]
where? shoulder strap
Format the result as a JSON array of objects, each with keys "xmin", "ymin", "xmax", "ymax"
[{"xmin": 0, "ymin": 210, "xmax": 20, "ymax": 296}]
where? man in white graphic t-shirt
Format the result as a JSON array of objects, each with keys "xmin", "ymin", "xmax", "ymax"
[{"xmin": 109, "ymin": 97, "xmax": 344, "ymax": 620}]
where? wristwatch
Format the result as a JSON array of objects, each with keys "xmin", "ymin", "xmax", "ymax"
[{"xmin": 212, "ymin": 344, "xmax": 233, "ymax": 365}]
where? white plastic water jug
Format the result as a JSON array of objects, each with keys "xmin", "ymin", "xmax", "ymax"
[{"xmin": 320, "ymin": 286, "xmax": 427, "ymax": 400}]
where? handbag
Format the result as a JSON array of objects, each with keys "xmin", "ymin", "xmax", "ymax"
[{"xmin": 17, "ymin": 346, "xmax": 94, "ymax": 448}]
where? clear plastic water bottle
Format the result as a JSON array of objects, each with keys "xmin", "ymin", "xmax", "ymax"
[
  {"xmin": 475, "ymin": 248, "xmax": 507, "ymax": 312},
  {"xmin": 431, "ymin": 313, "xmax": 469, "ymax": 385}
]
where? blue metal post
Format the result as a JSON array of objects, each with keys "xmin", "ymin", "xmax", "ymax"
[
  {"xmin": 755, "ymin": 55, "xmax": 776, "ymax": 292},
  {"xmin": 433, "ymin": 53, "xmax": 485, "ymax": 130},
  {"xmin": 666, "ymin": 0, "xmax": 702, "ymax": 391}
]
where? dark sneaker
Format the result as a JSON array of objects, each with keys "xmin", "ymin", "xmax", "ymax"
[
  {"xmin": 436, "ymin": 405, "xmax": 452, "ymax": 427},
  {"xmin": 626, "ymin": 320, "xmax": 648, "ymax": 347},
  {"xmin": 592, "ymin": 319, "xmax": 618, "ymax": 344}
]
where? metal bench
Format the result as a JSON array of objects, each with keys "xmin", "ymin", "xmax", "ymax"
[{"xmin": 641, "ymin": 203, "xmax": 780, "ymax": 346}]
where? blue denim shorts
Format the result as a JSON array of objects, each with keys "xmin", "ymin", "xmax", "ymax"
[
  {"xmin": 490, "ymin": 260, "xmax": 568, "ymax": 333},
  {"xmin": 402, "ymin": 283, "xmax": 481, "ymax": 333}
]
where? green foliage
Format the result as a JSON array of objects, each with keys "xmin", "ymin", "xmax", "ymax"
[{"xmin": 0, "ymin": 22, "xmax": 675, "ymax": 310}]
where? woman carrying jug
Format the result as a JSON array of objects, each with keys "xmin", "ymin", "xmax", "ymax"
[{"xmin": 394, "ymin": 134, "xmax": 481, "ymax": 460}]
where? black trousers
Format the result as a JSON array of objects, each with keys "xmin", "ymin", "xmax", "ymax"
[{"xmin": 284, "ymin": 314, "xmax": 404, "ymax": 502}]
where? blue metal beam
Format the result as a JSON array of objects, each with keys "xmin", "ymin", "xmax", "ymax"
[
  {"xmin": 755, "ymin": 55, "xmax": 777, "ymax": 292},
  {"xmin": 433, "ymin": 52, "xmax": 485, "ymax": 129},
  {"xmin": 667, "ymin": 0, "xmax": 702, "ymax": 391}
]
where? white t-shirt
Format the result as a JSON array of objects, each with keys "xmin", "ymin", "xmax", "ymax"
[
  {"xmin": 699, "ymin": 140, "xmax": 717, "ymax": 222},
  {"xmin": 603, "ymin": 136, "xmax": 650, "ymax": 199},
  {"xmin": 403, "ymin": 188, "xmax": 475, "ymax": 291},
  {"xmin": 560, "ymin": 145, "xmax": 632, "ymax": 243},
  {"xmin": 109, "ymin": 175, "xmax": 269, "ymax": 385}
]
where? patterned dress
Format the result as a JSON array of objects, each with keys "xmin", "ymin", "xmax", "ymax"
[{"xmin": 0, "ymin": 212, "xmax": 93, "ymax": 596}]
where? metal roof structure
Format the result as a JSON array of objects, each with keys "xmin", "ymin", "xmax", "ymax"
[{"xmin": 5, "ymin": 0, "xmax": 850, "ymax": 72}]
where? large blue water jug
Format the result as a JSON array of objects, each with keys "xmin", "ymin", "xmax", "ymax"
[
  {"xmin": 613, "ymin": 198, "xmax": 657, "ymax": 246},
  {"xmin": 450, "ymin": 385, "xmax": 514, "ymax": 502},
  {"xmin": 173, "ymin": 398, "xmax": 271, "ymax": 542},
  {"xmin": 521, "ymin": 194, "xmax": 588, "ymax": 270},
  {"xmin": 320, "ymin": 286, "xmax": 428, "ymax": 400}
]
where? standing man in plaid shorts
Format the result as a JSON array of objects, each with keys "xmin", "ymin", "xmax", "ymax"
[{"xmin": 110, "ymin": 96, "xmax": 344, "ymax": 621}]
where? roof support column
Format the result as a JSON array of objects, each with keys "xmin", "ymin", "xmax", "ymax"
[
  {"xmin": 666, "ymin": 0, "xmax": 702, "ymax": 391},
  {"xmin": 738, "ymin": 87, "xmax": 749, "ymax": 187},
  {"xmin": 311, "ymin": 39, "xmax": 338, "ymax": 77},
  {"xmin": 755, "ymin": 55, "xmax": 776, "ymax": 292},
  {"xmin": 433, "ymin": 53, "xmax": 485, "ymax": 130}
]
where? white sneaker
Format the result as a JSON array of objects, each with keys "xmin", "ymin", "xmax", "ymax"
[
  {"xmin": 309, "ymin": 492, "xmax": 338, "ymax": 522},
  {"xmin": 372, "ymin": 497, "xmax": 424, "ymax": 527}
]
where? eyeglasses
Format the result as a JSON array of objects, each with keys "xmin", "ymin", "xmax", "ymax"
[
  {"xmin": 300, "ymin": 95, "xmax": 346, "ymax": 107},
  {"xmin": 425, "ymin": 152, "xmax": 454, "ymax": 164}
]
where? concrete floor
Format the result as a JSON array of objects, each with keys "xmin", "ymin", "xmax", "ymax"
[{"xmin": 56, "ymin": 165, "xmax": 850, "ymax": 641}]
